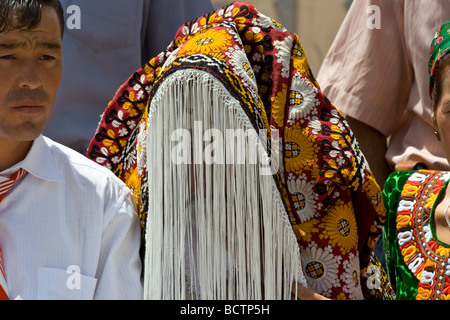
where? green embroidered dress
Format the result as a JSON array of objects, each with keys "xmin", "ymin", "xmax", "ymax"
[{"xmin": 383, "ymin": 170, "xmax": 450, "ymax": 300}]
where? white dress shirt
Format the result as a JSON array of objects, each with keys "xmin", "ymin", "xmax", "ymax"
[{"xmin": 0, "ymin": 135, "xmax": 143, "ymax": 300}]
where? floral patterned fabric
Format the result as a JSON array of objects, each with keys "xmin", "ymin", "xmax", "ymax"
[
  {"xmin": 87, "ymin": 2, "xmax": 390, "ymax": 300},
  {"xmin": 383, "ymin": 170, "xmax": 450, "ymax": 300}
]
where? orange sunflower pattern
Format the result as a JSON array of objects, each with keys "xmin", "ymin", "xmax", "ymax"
[{"xmin": 87, "ymin": 2, "xmax": 389, "ymax": 299}]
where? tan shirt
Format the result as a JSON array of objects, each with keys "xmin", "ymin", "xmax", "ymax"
[{"xmin": 317, "ymin": 0, "xmax": 450, "ymax": 170}]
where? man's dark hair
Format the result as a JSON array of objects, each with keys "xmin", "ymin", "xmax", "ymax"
[{"xmin": 0, "ymin": 0, "xmax": 64, "ymax": 37}]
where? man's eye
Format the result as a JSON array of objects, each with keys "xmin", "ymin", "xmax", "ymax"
[
  {"xmin": 40, "ymin": 55, "xmax": 55, "ymax": 61},
  {"xmin": 0, "ymin": 55, "xmax": 15, "ymax": 60}
]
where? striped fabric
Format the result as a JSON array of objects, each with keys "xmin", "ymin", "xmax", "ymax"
[{"xmin": 0, "ymin": 168, "xmax": 27, "ymax": 299}]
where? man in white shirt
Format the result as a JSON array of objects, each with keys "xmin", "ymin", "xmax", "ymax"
[{"xmin": 0, "ymin": 0, "xmax": 142, "ymax": 299}]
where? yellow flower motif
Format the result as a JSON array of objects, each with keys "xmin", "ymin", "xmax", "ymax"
[
  {"xmin": 323, "ymin": 203, "xmax": 358, "ymax": 254},
  {"xmin": 292, "ymin": 36, "xmax": 311, "ymax": 76},
  {"xmin": 436, "ymin": 246, "xmax": 450, "ymax": 258},
  {"xmin": 198, "ymin": 17, "xmax": 209, "ymax": 27},
  {"xmin": 175, "ymin": 35, "xmax": 188, "ymax": 47},
  {"xmin": 401, "ymin": 183, "xmax": 419, "ymax": 198},
  {"xmin": 234, "ymin": 17, "xmax": 246, "ymax": 26},
  {"xmin": 231, "ymin": 7, "xmax": 241, "ymax": 16},
  {"xmin": 144, "ymin": 58, "xmax": 162, "ymax": 82},
  {"xmin": 123, "ymin": 97, "xmax": 134, "ymax": 111},
  {"xmin": 401, "ymin": 244, "xmax": 417, "ymax": 263},
  {"xmin": 119, "ymin": 139, "xmax": 127, "ymax": 147},
  {"xmin": 144, "ymin": 62, "xmax": 153, "ymax": 74},
  {"xmin": 255, "ymin": 44, "xmax": 264, "ymax": 54},
  {"xmin": 271, "ymin": 83, "xmax": 287, "ymax": 127},
  {"xmin": 243, "ymin": 44, "xmax": 252, "ymax": 55},
  {"xmin": 179, "ymin": 29, "xmax": 232, "ymax": 56},
  {"xmin": 338, "ymin": 138, "xmax": 349, "ymax": 149},
  {"xmin": 102, "ymin": 129, "xmax": 116, "ymax": 147},
  {"xmin": 200, "ymin": 12, "xmax": 218, "ymax": 26},
  {"xmin": 425, "ymin": 192, "xmax": 438, "ymax": 209},
  {"xmin": 297, "ymin": 219, "xmax": 320, "ymax": 242},
  {"xmin": 114, "ymin": 162, "xmax": 124, "ymax": 179},
  {"xmin": 271, "ymin": 19, "xmax": 285, "ymax": 30},
  {"xmin": 330, "ymin": 125, "xmax": 342, "ymax": 141},
  {"xmin": 396, "ymin": 213, "xmax": 412, "ymax": 229},
  {"xmin": 416, "ymin": 287, "xmax": 432, "ymax": 300},
  {"xmin": 136, "ymin": 102, "xmax": 146, "ymax": 112},
  {"xmin": 362, "ymin": 179, "xmax": 382, "ymax": 204},
  {"xmin": 147, "ymin": 68, "xmax": 161, "ymax": 83},
  {"xmin": 127, "ymin": 107, "xmax": 139, "ymax": 117},
  {"xmin": 234, "ymin": 19, "xmax": 248, "ymax": 32},
  {"xmin": 284, "ymin": 126, "xmax": 317, "ymax": 173},
  {"xmin": 325, "ymin": 159, "xmax": 338, "ymax": 179},
  {"xmin": 109, "ymin": 145, "xmax": 119, "ymax": 154},
  {"xmin": 417, "ymin": 259, "xmax": 437, "ymax": 280},
  {"xmin": 335, "ymin": 292, "xmax": 348, "ymax": 300},
  {"xmin": 244, "ymin": 29, "xmax": 263, "ymax": 42},
  {"xmin": 425, "ymin": 259, "xmax": 437, "ymax": 269},
  {"xmin": 350, "ymin": 176, "xmax": 361, "ymax": 190}
]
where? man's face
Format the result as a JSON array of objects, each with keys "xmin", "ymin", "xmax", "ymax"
[{"xmin": 0, "ymin": 6, "xmax": 62, "ymax": 143}]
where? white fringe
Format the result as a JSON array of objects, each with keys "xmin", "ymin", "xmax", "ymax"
[{"xmin": 143, "ymin": 69, "xmax": 306, "ymax": 300}]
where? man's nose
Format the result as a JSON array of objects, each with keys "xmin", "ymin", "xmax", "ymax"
[{"xmin": 17, "ymin": 59, "xmax": 42, "ymax": 90}]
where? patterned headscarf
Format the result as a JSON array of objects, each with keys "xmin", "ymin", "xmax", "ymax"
[
  {"xmin": 87, "ymin": 2, "xmax": 390, "ymax": 300},
  {"xmin": 429, "ymin": 21, "xmax": 450, "ymax": 97}
]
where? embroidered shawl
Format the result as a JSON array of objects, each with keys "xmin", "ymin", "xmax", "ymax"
[{"xmin": 87, "ymin": 2, "xmax": 388, "ymax": 300}]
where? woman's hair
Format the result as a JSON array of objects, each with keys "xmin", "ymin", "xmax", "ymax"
[
  {"xmin": 431, "ymin": 53, "xmax": 450, "ymax": 111},
  {"xmin": 0, "ymin": 0, "xmax": 64, "ymax": 37}
]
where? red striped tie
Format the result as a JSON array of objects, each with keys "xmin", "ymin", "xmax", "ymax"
[{"xmin": 0, "ymin": 168, "xmax": 27, "ymax": 300}]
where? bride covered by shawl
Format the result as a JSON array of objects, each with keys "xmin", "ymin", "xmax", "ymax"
[{"xmin": 87, "ymin": 2, "xmax": 391, "ymax": 300}]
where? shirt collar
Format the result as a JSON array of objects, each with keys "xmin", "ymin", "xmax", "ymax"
[{"xmin": 4, "ymin": 135, "xmax": 64, "ymax": 182}]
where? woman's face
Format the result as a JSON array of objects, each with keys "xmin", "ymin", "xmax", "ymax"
[{"xmin": 434, "ymin": 61, "xmax": 450, "ymax": 162}]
